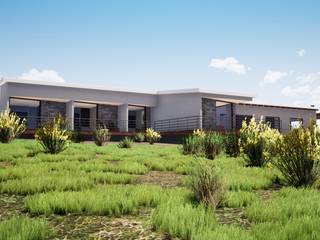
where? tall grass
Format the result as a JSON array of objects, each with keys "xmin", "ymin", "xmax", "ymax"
[
  {"xmin": 25, "ymin": 185, "xmax": 190, "ymax": 216},
  {"xmin": 0, "ymin": 216, "xmax": 51, "ymax": 240}
]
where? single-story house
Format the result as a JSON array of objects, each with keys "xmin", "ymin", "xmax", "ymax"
[{"xmin": 0, "ymin": 78, "xmax": 317, "ymax": 134}]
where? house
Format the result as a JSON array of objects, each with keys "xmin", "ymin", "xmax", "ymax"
[{"xmin": 0, "ymin": 78, "xmax": 317, "ymax": 135}]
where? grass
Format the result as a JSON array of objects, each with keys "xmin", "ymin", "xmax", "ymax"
[
  {"xmin": 0, "ymin": 140, "xmax": 318, "ymax": 239},
  {"xmin": 0, "ymin": 216, "xmax": 51, "ymax": 240}
]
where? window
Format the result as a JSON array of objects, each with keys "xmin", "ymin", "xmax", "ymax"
[
  {"xmin": 235, "ymin": 115, "xmax": 253, "ymax": 129},
  {"xmin": 265, "ymin": 116, "xmax": 280, "ymax": 130},
  {"xmin": 290, "ymin": 118, "xmax": 303, "ymax": 129}
]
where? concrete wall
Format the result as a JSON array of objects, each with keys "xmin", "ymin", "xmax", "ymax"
[
  {"xmin": 152, "ymin": 93, "xmax": 202, "ymax": 120},
  {"xmin": 234, "ymin": 104, "xmax": 317, "ymax": 132},
  {"xmin": 0, "ymin": 82, "xmax": 9, "ymax": 111},
  {"xmin": 7, "ymin": 82, "xmax": 156, "ymax": 107}
]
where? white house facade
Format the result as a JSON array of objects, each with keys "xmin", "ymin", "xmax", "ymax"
[{"xmin": 0, "ymin": 78, "xmax": 317, "ymax": 133}]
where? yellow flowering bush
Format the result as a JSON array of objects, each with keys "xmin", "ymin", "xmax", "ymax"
[
  {"xmin": 239, "ymin": 117, "xmax": 281, "ymax": 167},
  {"xmin": 145, "ymin": 128, "xmax": 161, "ymax": 144},
  {"xmin": 193, "ymin": 129, "xmax": 206, "ymax": 138},
  {"xmin": 0, "ymin": 109, "xmax": 26, "ymax": 143},
  {"xmin": 35, "ymin": 115, "xmax": 71, "ymax": 154}
]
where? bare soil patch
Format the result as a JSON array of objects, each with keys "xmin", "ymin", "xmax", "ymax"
[
  {"xmin": 0, "ymin": 161, "xmax": 14, "ymax": 168},
  {"xmin": 137, "ymin": 171, "xmax": 184, "ymax": 187},
  {"xmin": 215, "ymin": 207, "xmax": 251, "ymax": 229}
]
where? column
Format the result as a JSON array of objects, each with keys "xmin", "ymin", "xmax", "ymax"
[
  {"xmin": 66, "ymin": 100, "xmax": 75, "ymax": 130},
  {"xmin": 118, "ymin": 103, "xmax": 128, "ymax": 132}
]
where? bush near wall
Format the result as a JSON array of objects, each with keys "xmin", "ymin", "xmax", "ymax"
[{"xmin": 0, "ymin": 109, "xmax": 26, "ymax": 143}]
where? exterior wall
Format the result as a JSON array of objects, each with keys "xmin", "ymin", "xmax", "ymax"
[
  {"xmin": 152, "ymin": 93, "xmax": 202, "ymax": 120},
  {"xmin": 0, "ymin": 82, "xmax": 9, "ymax": 111},
  {"xmin": 40, "ymin": 101, "xmax": 66, "ymax": 118},
  {"xmin": 234, "ymin": 104, "xmax": 317, "ymax": 132},
  {"xmin": 202, "ymin": 98, "xmax": 216, "ymax": 129},
  {"xmin": 7, "ymin": 81, "xmax": 156, "ymax": 107}
]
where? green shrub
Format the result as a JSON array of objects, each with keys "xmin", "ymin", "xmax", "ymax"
[
  {"xmin": 35, "ymin": 115, "xmax": 71, "ymax": 154},
  {"xmin": 181, "ymin": 135, "xmax": 204, "ymax": 156},
  {"xmin": 145, "ymin": 128, "xmax": 161, "ymax": 144},
  {"xmin": 93, "ymin": 126, "xmax": 111, "ymax": 146},
  {"xmin": 239, "ymin": 117, "xmax": 281, "ymax": 167},
  {"xmin": 273, "ymin": 127, "xmax": 320, "ymax": 187},
  {"xmin": 71, "ymin": 130, "xmax": 83, "ymax": 143},
  {"xmin": 224, "ymin": 133, "xmax": 240, "ymax": 157},
  {"xmin": 0, "ymin": 216, "xmax": 51, "ymax": 240},
  {"xmin": 0, "ymin": 109, "xmax": 26, "ymax": 143},
  {"xmin": 134, "ymin": 132, "xmax": 145, "ymax": 142},
  {"xmin": 203, "ymin": 133, "xmax": 224, "ymax": 160},
  {"xmin": 189, "ymin": 161, "xmax": 226, "ymax": 208},
  {"xmin": 118, "ymin": 137, "xmax": 133, "ymax": 148}
]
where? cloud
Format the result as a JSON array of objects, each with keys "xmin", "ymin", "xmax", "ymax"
[
  {"xmin": 209, "ymin": 57, "xmax": 249, "ymax": 75},
  {"xmin": 296, "ymin": 72, "xmax": 320, "ymax": 84},
  {"xmin": 260, "ymin": 70, "xmax": 288, "ymax": 86},
  {"xmin": 281, "ymin": 85, "xmax": 311, "ymax": 97},
  {"xmin": 297, "ymin": 49, "xmax": 306, "ymax": 57},
  {"xmin": 19, "ymin": 68, "xmax": 65, "ymax": 83}
]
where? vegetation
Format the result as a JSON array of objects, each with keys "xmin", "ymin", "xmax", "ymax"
[
  {"xmin": 189, "ymin": 160, "xmax": 226, "ymax": 208},
  {"xmin": 145, "ymin": 128, "xmax": 161, "ymax": 144},
  {"xmin": 0, "ymin": 137, "xmax": 319, "ymax": 239},
  {"xmin": 93, "ymin": 126, "xmax": 111, "ymax": 146},
  {"xmin": 118, "ymin": 137, "xmax": 133, "ymax": 148},
  {"xmin": 35, "ymin": 115, "xmax": 71, "ymax": 154},
  {"xmin": 134, "ymin": 132, "xmax": 145, "ymax": 142},
  {"xmin": 224, "ymin": 133, "xmax": 240, "ymax": 157},
  {"xmin": 273, "ymin": 126, "xmax": 320, "ymax": 187},
  {"xmin": 0, "ymin": 109, "xmax": 26, "ymax": 143},
  {"xmin": 182, "ymin": 130, "xmax": 224, "ymax": 160},
  {"xmin": 0, "ymin": 216, "xmax": 51, "ymax": 240},
  {"xmin": 239, "ymin": 117, "xmax": 281, "ymax": 167}
]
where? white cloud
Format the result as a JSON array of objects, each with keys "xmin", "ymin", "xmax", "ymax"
[
  {"xmin": 297, "ymin": 49, "xmax": 306, "ymax": 57},
  {"xmin": 209, "ymin": 57, "xmax": 249, "ymax": 75},
  {"xmin": 19, "ymin": 68, "xmax": 65, "ymax": 83},
  {"xmin": 260, "ymin": 70, "xmax": 287, "ymax": 86},
  {"xmin": 281, "ymin": 85, "xmax": 311, "ymax": 97},
  {"xmin": 296, "ymin": 72, "xmax": 320, "ymax": 84}
]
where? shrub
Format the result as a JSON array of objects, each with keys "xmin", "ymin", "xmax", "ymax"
[
  {"xmin": 193, "ymin": 128, "xmax": 206, "ymax": 138},
  {"xmin": 118, "ymin": 137, "xmax": 133, "ymax": 148},
  {"xmin": 145, "ymin": 128, "xmax": 161, "ymax": 144},
  {"xmin": 273, "ymin": 127, "xmax": 320, "ymax": 187},
  {"xmin": 203, "ymin": 133, "xmax": 224, "ymax": 160},
  {"xmin": 134, "ymin": 132, "xmax": 145, "ymax": 142},
  {"xmin": 239, "ymin": 117, "xmax": 281, "ymax": 167},
  {"xmin": 0, "ymin": 109, "xmax": 26, "ymax": 143},
  {"xmin": 189, "ymin": 161, "xmax": 226, "ymax": 208},
  {"xmin": 181, "ymin": 135, "xmax": 204, "ymax": 156},
  {"xmin": 224, "ymin": 133, "xmax": 240, "ymax": 157},
  {"xmin": 93, "ymin": 126, "xmax": 111, "ymax": 146},
  {"xmin": 35, "ymin": 115, "xmax": 71, "ymax": 154},
  {"xmin": 71, "ymin": 130, "xmax": 83, "ymax": 143}
]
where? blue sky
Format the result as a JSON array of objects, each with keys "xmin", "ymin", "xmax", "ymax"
[{"xmin": 1, "ymin": 0, "xmax": 320, "ymax": 107}]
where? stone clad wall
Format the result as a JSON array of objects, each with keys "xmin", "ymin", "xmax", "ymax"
[
  {"xmin": 40, "ymin": 101, "xmax": 66, "ymax": 119},
  {"xmin": 97, "ymin": 104, "xmax": 118, "ymax": 129},
  {"xmin": 202, "ymin": 98, "xmax": 216, "ymax": 130}
]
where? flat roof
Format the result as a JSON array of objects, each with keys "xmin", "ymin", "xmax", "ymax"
[
  {"xmin": 238, "ymin": 102, "xmax": 317, "ymax": 111},
  {"xmin": 2, "ymin": 78, "xmax": 254, "ymax": 99}
]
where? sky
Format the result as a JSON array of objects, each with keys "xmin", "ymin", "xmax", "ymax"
[{"xmin": 0, "ymin": 0, "xmax": 320, "ymax": 107}]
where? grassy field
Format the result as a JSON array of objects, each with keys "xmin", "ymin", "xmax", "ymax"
[{"xmin": 0, "ymin": 140, "xmax": 319, "ymax": 239}]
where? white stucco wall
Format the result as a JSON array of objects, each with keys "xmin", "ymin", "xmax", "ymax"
[
  {"xmin": 151, "ymin": 93, "xmax": 202, "ymax": 121},
  {"xmin": 235, "ymin": 104, "xmax": 317, "ymax": 132},
  {"xmin": 0, "ymin": 82, "xmax": 9, "ymax": 111}
]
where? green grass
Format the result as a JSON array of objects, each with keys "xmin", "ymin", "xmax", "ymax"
[
  {"xmin": 0, "ymin": 216, "xmax": 51, "ymax": 240},
  {"xmin": 25, "ymin": 185, "xmax": 191, "ymax": 216},
  {"xmin": 1, "ymin": 140, "xmax": 319, "ymax": 240}
]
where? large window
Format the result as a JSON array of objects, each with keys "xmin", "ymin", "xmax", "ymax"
[
  {"xmin": 290, "ymin": 118, "xmax": 303, "ymax": 129},
  {"xmin": 235, "ymin": 115, "xmax": 253, "ymax": 129},
  {"xmin": 265, "ymin": 116, "xmax": 281, "ymax": 130}
]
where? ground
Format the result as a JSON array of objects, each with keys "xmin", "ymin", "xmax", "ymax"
[{"xmin": 0, "ymin": 140, "xmax": 320, "ymax": 240}]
